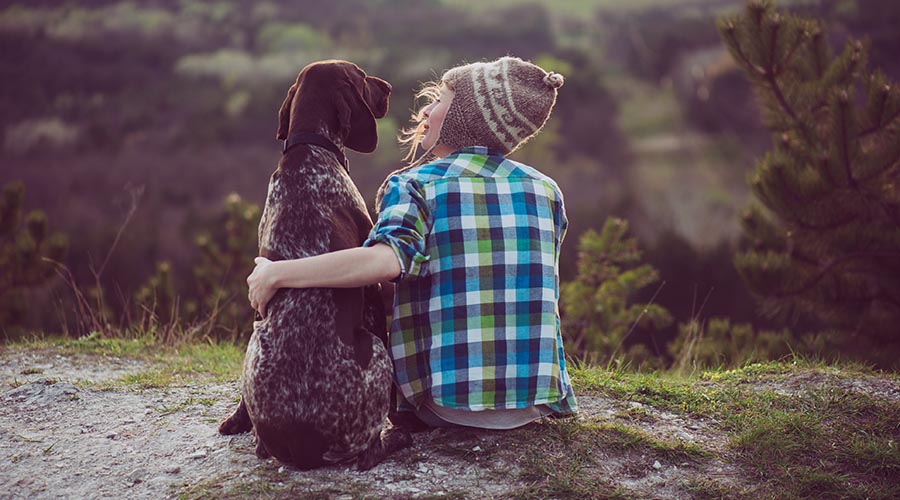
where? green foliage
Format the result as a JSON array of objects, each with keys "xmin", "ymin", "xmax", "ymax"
[
  {"xmin": 0, "ymin": 181, "xmax": 67, "ymax": 335},
  {"xmin": 669, "ymin": 317, "xmax": 794, "ymax": 372},
  {"xmin": 720, "ymin": 0, "xmax": 900, "ymax": 365},
  {"xmin": 132, "ymin": 192, "xmax": 260, "ymax": 342},
  {"xmin": 14, "ymin": 332, "xmax": 246, "ymax": 386},
  {"xmin": 560, "ymin": 217, "xmax": 672, "ymax": 368},
  {"xmin": 189, "ymin": 193, "xmax": 260, "ymax": 340},
  {"xmin": 132, "ymin": 261, "xmax": 177, "ymax": 332}
]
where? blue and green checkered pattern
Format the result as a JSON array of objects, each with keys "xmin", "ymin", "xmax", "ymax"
[{"xmin": 364, "ymin": 146, "xmax": 577, "ymax": 414}]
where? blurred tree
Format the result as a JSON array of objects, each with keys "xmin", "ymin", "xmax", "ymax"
[
  {"xmin": 190, "ymin": 193, "xmax": 261, "ymax": 341},
  {"xmin": 721, "ymin": 1, "xmax": 900, "ymax": 365},
  {"xmin": 541, "ymin": 50, "xmax": 632, "ymax": 172},
  {"xmin": 560, "ymin": 217, "xmax": 672, "ymax": 369},
  {"xmin": 0, "ymin": 181, "xmax": 68, "ymax": 336},
  {"xmin": 600, "ymin": 6, "xmax": 724, "ymax": 84}
]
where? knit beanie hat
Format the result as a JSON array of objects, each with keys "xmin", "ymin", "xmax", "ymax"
[{"xmin": 438, "ymin": 56, "xmax": 564, "ymax": 155}]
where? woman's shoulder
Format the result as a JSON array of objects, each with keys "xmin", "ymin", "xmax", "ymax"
[{"xmin": 503, "ymin": 158, "xmax": 563, "ymax": 191}]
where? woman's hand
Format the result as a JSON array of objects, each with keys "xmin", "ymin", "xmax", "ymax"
[{"xmin": 247, "ymin": 257, "xmax": 278, "ymax": 317}]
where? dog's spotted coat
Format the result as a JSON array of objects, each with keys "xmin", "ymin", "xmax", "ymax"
[{"xmin": 219, "ymin": 61, "xmax": 406, "ymax": 470}]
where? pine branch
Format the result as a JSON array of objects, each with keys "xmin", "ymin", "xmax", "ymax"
[
  {"xmin": 774, "ymin": 27, "xmax": 806, "ymax": 77},
  {"xmin": 811, "ymin": 30, "xmax": 826, "ymax": 79},
  {"xmin": 722, "ymin": 24, "xmax": 766, "ymax": 77},
  {"xmin": 859, "ymin": 105, "xmax": 900, "ymax": 138},
  {"xmin": 837, "ymin": 91, "xmax": 857, "ymax": 187},
  {"xmin": 777, "ymin": 250, "xmax": 900, "ymax": 298},
  {"xmin": 766, "ymin": 72, "xmax": 812, "ymax": 143},
  {"xmin": 767, "ymin": 14, "xmax": 779, "ymax": 73},
  {"xmin": 790, "ymin": 211, "xmax": 858, "ymax": 232}
]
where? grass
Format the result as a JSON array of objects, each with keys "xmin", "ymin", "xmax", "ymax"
[
  {"xmin": 568, "ymin": 358, "xmax": 900, "ymax": 499},
  {"xmin": 10, "ymin": 331, "xmax": 245, "ymax": 388},
  {"xmin": 5, "ymin": 335, "xmax": 898, "ymax": 498},
  {"xmin": 505, "ymin": 414, "xmax": 715, "ymax": 499}
]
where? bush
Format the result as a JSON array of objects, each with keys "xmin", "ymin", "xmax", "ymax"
[
  {"xmin": 0, "ymin": 181, "xmax": 68, "ymax": 336},
  {"xmin": 669, "ymin": 317, "xmax": 794, "ymax": 372}
]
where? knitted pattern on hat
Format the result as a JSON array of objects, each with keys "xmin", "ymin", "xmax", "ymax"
[{"xmin": 438, "ymin": 56, "xmax": 564, "ymax": 155}]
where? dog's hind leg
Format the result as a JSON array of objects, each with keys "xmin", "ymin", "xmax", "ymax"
[
  {"xmin": 356, "ymin": 427, "xmax": 412, "ymax": 471},
  {"xmin": 218, "ymin": 397, "xmax": 253, "ymax": 435},
  {"xmin": 254, "ymin": 436, "xmax": 272, "ymax": 459}
]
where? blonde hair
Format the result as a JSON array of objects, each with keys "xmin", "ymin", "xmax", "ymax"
[{"xmin": 398, "ymin": 80, "xmax": 442, "ymax": 164}]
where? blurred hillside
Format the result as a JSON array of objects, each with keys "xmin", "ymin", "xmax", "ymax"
[{"xmin": 2, "ymin": 0, "xmax": 899, "ymax": 347}]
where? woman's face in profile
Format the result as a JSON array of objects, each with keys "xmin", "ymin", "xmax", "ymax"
[{"xmin": 421, "ymin": 84, "xmax": 454, "ymax": 151}]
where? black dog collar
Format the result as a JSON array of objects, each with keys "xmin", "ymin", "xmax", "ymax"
[{"xmin": 282, "ymin": 132, "xmax": 349, "ymax": 173}]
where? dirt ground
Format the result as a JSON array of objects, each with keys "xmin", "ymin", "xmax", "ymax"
[{"xmin": 4, "ymin": 346, "xmax": 889, "ymax": 499}]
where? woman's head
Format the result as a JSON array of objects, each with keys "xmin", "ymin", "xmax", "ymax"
[{"xmin": 400, "ymin": 56, "xmax": 564, "ymax": 163}]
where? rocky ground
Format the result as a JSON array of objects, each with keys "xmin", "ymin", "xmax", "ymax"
[{"xmin": 1, "ymin": 345, "xmax": 897, "ymax": 499}]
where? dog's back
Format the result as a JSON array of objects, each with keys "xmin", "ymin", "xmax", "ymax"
[{"xmin": 243, "ymin": 146, "xmax": 392, "ymax": 467}]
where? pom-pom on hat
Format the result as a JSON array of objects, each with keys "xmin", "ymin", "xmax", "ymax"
[{"xmin": 438, "ymin": 56, "xmax": 564, "ymax": 155}]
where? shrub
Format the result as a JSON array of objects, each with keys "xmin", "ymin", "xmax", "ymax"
[{"xmin": 0, "ymin": 181, "xmax": 68, "ymax": 336}]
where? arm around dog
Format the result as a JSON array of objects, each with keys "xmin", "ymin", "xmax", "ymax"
[{"xmin": 248, "ymin": 243, "xmax": 401, "ymax": 316}]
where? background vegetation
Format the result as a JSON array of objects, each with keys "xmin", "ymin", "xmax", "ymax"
[{"xmin": 2, "ymin": 0, "xmax": 899, "ymax": 371}]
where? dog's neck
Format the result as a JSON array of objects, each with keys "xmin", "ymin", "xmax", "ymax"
[
  {"xmin": 313, "ymin": 124, "xmax": 343, "ymax": 150},
  {"xmin": 287, "ymin": 122, "xmax": 343, "ymax": 150},
  {"xmin": 282, "ymin": 124, "xmax": 349, "ymax": 172}
]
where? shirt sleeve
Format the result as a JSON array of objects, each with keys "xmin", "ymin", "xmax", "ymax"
[
  {"xmin": 363, "ymin": 174, "xmax": 432, "ymax": 282},
  {"xmin": 552, "ymin": 184, "xmax": 568, "ymax": 253}
]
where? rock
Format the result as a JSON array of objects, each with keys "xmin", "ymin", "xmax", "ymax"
[
  {"xmin": 127, "ymin": 467, "xmax": 146, "ymax": 484},
  {"xmin": 472, "ymin": 446, "xmax": 483, "ymax": 452},
  {"xmin": 164, "ymin": 466, "xmax": 181, "ymax": 474},
  {"xmin": 652, "ymin": 460, "xmax": 662, "ymax": 470},
  {"xmin": 106, "ymin": 432, "xmax": 118, "ymax": 440},
  {"xmin": 188, "ymin": 449, "xmax": 208, "ymax": 459},
  {"xmin": 5, "ymin": 380, "xmax": 79, "ymax": 406},
  {"xmin": 278, "ymin": 466, "xmax": 285, "ymax": 473}
]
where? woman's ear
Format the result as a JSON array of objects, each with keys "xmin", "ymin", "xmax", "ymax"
[
  {"xmin": 337, "ymin": 83, "xmax": 378, "ymax": 153},
  {"xmin": 276, "ymin": 83, "xmax": 298, "ymax": 141}
]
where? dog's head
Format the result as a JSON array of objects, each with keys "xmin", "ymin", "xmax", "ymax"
[{"xmin": 277, "ymin": 60, "xmax": 391, "ymax": 153}]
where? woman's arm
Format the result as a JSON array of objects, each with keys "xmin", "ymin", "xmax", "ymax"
[{"xmin": 248, "ymin": 243, "xmax": 401, "ymax": 316}]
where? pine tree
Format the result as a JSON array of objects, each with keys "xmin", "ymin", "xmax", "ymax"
[
  {"xmin": 560, "ymin": 218, "xmax": 671, "ymax": 368},
  {"xmin": 720, "ymin": 1, "xmax": 900, "ymax": 361}
]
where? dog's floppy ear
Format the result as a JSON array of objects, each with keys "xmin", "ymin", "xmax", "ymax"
[
  {"xmin": 337, "ymin": 82, "xmax": 378, "ymax": 153},
  {"xmin": 276, "ymin": 82, "xmax": 298, "ymax": 141}
]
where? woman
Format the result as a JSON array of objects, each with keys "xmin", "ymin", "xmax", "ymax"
[{"xmin": 248, "ymin": 56, "xmax": 577, "ymax": 429}]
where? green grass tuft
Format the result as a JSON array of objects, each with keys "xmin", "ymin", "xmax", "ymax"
[{"xmin": 12, "ymin": 332, "xmax": 245, "ymax": 388}]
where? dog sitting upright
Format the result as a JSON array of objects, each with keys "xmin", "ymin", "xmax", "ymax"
[{"xmin": 218, "ymin": 60, "xmax": 406, "ymax": 470}]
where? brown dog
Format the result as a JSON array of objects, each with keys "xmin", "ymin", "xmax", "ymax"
[{"xmin": 218, "ymin": 60, "xmax": 407, "ymax": 470}]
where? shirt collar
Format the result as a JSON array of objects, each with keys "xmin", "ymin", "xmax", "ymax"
[{"xmin": 448, "ymin": 146, "xmax": 506, "ymax": 158}]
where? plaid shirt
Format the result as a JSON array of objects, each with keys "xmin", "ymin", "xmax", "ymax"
[{"xmin": 364, "ymin": 146, "xmax": 577, "ymax": 413}]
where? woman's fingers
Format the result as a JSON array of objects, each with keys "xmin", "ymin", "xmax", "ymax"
[{"xmin": 247, "ymin": 256, "xmax": 274, "ymax": 317}]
